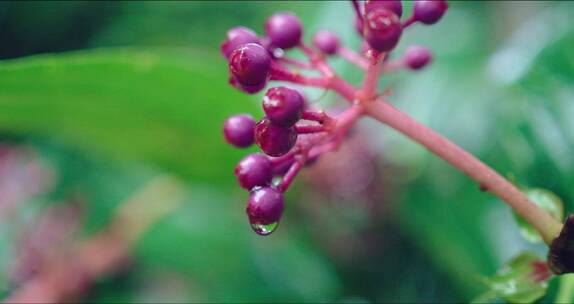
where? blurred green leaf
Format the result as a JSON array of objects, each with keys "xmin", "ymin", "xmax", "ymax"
[
  {"xmin": 555, "ymin": 274, "xmax": 574, "ymax": 303},
  {"xmin": 513, "ymin": 188, "xmax": 564, "ymax": 243},
  {"xmin": 473, "ymin": 252, "xmax": 552, "ymax": 304},
  {"xmin": 135, "ymin": 186, "xmax": 341, "ymax": 302},
  {"xmin": 0, "ymin": 48, "xmax": 259, "ymax": 186}
]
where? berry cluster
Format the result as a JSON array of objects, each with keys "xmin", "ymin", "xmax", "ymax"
[{"xmin": 222, "ymin": 0, "xmax": 447, "ymax": 235}]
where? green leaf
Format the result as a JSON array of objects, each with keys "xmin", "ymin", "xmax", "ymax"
[
  {"xmin": 0, "ymin": 48, "xmax": 259, "ymax": 186},
  {"xmin": 555, "ymin": 274, "xmax": 574, "ymax": 303},
  {"xmin": 513, "ymin": 188, "xmax": 564, "ymax": 243},
  {"xmin": 134, "ymin": 186, "xmax": 341, "ymax": 302},
  {"xmin": 474, "ymin": 252, "xmax": 553, "ymax": 304}
]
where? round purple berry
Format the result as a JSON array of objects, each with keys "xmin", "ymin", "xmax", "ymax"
[
  {"xmin": 229, "ymin": 43, "xmax": 272, "ymax": 87},
  {"xmin": 312, "ymin": 30, "xmax": 340, "ymax": 55},
  {"xmin": 262, "ymin": 87, "xmax": 304, "ymax": 127},
  {"xmin": 365, "ymin": 0, "xmax": 403, "ymax": 18},
  {"xmin": 414, "ymin": 0, "xmax": 448, "ymax": 25},
  {"xmin": 229, "ymin": 76, "xmax": 267, "ymax": 94},
  {"xmin": 221, "ymin": 26, "xmax": 259, "ymax": 59},
  {"xmin": 404, "ymin": 46, "xmax": 432, "ymax": 70},
  {"xmin": 223, "ymin": 114, "xmax": 256, "ymax": 148},
  {"xmin": 234, "ymin": 153, "xmax": 273, "ymax": 190},
  {"xmin": 364, "ymin": 8, "xmax": 403, "ymax": 52},
  {"xmin": 254, "ymin": 118, "xmax": 297, "ymax": 157},
  {"xmin": 246, "ymin": 187, "xmax": 284, "ymax": 225},
  {"xmin": 265, "ymin": 12, "xmax": 302, "ymax": 49}
]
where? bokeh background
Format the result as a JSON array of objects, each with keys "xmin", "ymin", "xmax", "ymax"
[{"xmin": 1, "ymin": 1, "xmax": 574, "ymax": 302}]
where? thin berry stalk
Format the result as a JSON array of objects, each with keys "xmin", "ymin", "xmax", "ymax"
[
  {"xmin": 402, "ymin": 16, "xmax": 417, "ymax": 28},
  {"xmin": 351, "ymin": 0, "xmax": 363, "ymax": 24},
  {"xmin": 295, "ymin": 124, "xmax": 327, "ymax": 134},
  {"xmin": 298, "ymin": 42, "xmax": 334, "ymax": 77},
  {"xmin": 381, "ymin": 59, "xmax": 404, "ymax": 73},
  {"xmin": 364, "ymin": 99, "xmax": 563, "ymax": 244},
  {"xmin": 337, "ymin": 46, "xmax": 369, "ymax": 70},
  {"xmin": 277, "ymin": 161, "xmax": 303, "ymax": 192},
  {"xmin": 302, "ymin": 110, "xmax": 330, "ymax": 124},
  {"xmin": 270, "ymin": 65, "xmax": 329, "ymax": 88},
  {"xmin": 278, "ymin": 57, "xmax": 314, "ymax": 69}
]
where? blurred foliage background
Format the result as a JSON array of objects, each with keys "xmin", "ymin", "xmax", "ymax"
[{"xmin": 1, "ymin": 1, "xmax": 574, "ymax": 302}]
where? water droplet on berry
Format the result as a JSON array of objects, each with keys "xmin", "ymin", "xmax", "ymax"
[{"xmin": 250, "ymin": 221, "xmax": 279, "ymax": 236}]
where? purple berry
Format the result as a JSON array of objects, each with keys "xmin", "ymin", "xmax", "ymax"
[
  {"xmin": 364, "ymin": 8, "xmax": 403, "ymax": 52},
  {"xmin": 414, "ymin": 0, "xmax": 448, "ymax": 25},
  {"xmin": 365, "ymin": 0, "xmax": 403, "ymax": 18},
  {"xmin": 235, "ymin": 153, "xmax": 273, "ymax": 190},
  {"xmin": 312, "ymin": 30, "xmax": 340, "ymax": 55},
  {"xmin": 262, "ymin": 87, "xmax": 304, "ymax": 127},
  {"xmin": 223, "ymin": 114, "xmax": 256, "ymax": 148},
  {"xmin": 246, "ymin": 187, "xmax": 284, "ymax": 226},
  {"xmin": 229, "ymin": 77, "xmax": 267, "ymax": 94},
  {"xmin": 221, "ymin": 26, "xmax": 259, "ymax": 59},
  {"xmin": 254, "ymin": 118, "xmax": 297, "ymax": 157},
  {"xmin": 229, "ymin": 43, "xmax": 272, "ymax": 87},
  {"xmin": 404, "ymin": 46, "xmax": 432, "ymax": 70},
  {"xmin": 265, "ymin": 12, "xmax": 302, "ymax": 49}
]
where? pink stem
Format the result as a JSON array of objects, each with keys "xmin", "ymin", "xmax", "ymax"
[
  {"xmin": 329, "ymin": 76, "xmax": 357, "ymax": 101},
  {"xmin": 381, "ymin": 59, "xmax": 405, "ymax": 73},
  {"xmin": 337, "ymin": 46, "xmax": 369, "ymax": 70},
  {"xmin": 331, "ymin": 103, "xmax": 364, "ymax": 147},
  {"xmin": 295, "ymin": 124, "xmax": 327, "ymax": 134},
  {"xmin": 364, "ymin": 99, "xmax": 563, "ymax": 244},
  {"xmin": 270, "ymin": 64, "xmax": 330, "ymax": 88},
  {"xmin": 360, "ymin": 52, "xmax": 385, "ymax": 100},
  {"xmin": 277, "ymin": 161, "xmax": 303, "ymax": 192},
  {"xmin": 270, "ymin": 149, "xmax": 297, "ymax": 166},
  {"xmin": 402, "ymin": 16, "xmax": 417, "ymax": 28},
  {"xmin": 351, "ymin": 0, "xmax": 363, "ymax": 23},
  {"xmin": 302, "ymin": 110, "xmax": 332, "ymax": 124},
  {"xmin": 298, "ymin": 43, "xmax": 335, "ymax": 77},
  {"xmin": 277, "ymin": 57, "xmax": 314, "ymax": 70}
]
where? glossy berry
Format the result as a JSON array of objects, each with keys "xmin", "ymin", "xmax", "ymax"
[
  {"xmin": 364, "ymin": 8, "xmax": 403, "ymax": 52},
  {"xmin": 414, "ymin": 0, "xmax": 448, "ymax": 25},
  {"xmin": 404, "ymin": 46, "xmax": 432, "ymax": 70},
  {"xmin": 229, "ymin": 77, "xmax": 267, "ymax": 94},
  {"xmin": 221, "ymin": 26, "xmax": 259, "ymax": 59},
  {"xmin": 223, "ymin": 114, "xmax": 256, "ymax": 148},
  {"xmin": 246, "ymin": 187, "xmax": 284, "ymax": 225},
  {"xmin": 312, "ymin": 30, "xmax": 340, "ymax": 55},
  {"xmin": 235, "ymin": 153, "xmax": 273, "ymax": 190},
  {"xmin": 365, "ymin": 0, "xmax": 403, "ymax": 18},
  {"xmin": 254, "ymin": 118, "xmax": 297, "ymax": 157},
  {"xmin": 262, "ymin": 87, "xmax": 304, "ymax": 127},
  {"xmin": 265, "ymin": 12, "xmax": 302, "ymax": 49},
  {"xmin": 229, "ymin": 43, "xmax": 272, "ymax": 87}
]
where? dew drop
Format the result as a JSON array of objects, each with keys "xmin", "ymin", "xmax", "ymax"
[{"xmin": 250, "ymin": 221, "xmax": 279, "ymax": 236}]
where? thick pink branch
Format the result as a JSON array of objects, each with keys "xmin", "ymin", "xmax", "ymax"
[
  {"xmin": 360, "ymin": 52, "xmax": 385, "ymax": 100},
  {"xmin": 364, "ymin": 99, "xmax": 563, "ymax": 244},
  {"xmin": 329, "ymin": 76, "xmax": 357, "ymax": 101}
]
